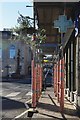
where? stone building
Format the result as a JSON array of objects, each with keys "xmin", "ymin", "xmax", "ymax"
[{"xmin": 0, "ymin": 30, "xmax": 32, "ymax": 78}]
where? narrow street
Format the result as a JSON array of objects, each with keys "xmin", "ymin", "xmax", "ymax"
[
  {"xmin": 0, "ymin": 77, "xmax": 31, "ymax": 119},
  {"xmin": 0, "ymin": 1, "xmax": 80, "ymax": 119}
]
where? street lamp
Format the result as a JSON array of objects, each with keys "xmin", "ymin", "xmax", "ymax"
[{"xmin": 26, "ymin": 5, "xmax": 33, "ymax": 7}]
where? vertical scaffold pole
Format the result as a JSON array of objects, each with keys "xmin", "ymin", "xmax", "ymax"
[
  {"xmin": 60, "ymin": 57, "xmax": 64, "ymax": 112},
  {"xmin": 54, "ymin": 64, "xmax": 57, "ymax": 96},
  {"xmin": 53, "ymin": 64, "xmax": 55, "ymax": 93},
  {"xmin": 55, "ymin": 64, "xmax": 57, "ymax": 97},
  {"xmin": 39, "ymin": 65, "xmax": 42, "ymax": 98},
  {"xmin": 32, "ymin": 60, "xmax": 36, "ymax": 108},
  {"xmin": 38, "ymin": 64, "xmax": 40, "ymax": 100},
  {"xmin": 39, "ymin": 65, "xmax": 42, "ymax": 99},
  {"xmin": 57, "ymin": 61, "xmax": 58, "ymax": 98},
  {"xmin": 57, "ymin": 60, "xmax": 60, "ymax": 102},
  {"xmin": 36, "ymin": 64, "xmax": 41, "ymax": 102},
  {"xmin": 36, "ymin": 64, "xmax": 38, "ymax": 103}
]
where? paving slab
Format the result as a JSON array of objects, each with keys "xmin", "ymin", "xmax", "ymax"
[{"xmin": 32, "ymin": 87, "xmax": 80, "ymax": 119}]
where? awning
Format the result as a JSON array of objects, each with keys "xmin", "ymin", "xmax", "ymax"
[{"xmin": 63, "ymin": 27, "xmax": 74, "ymax": 49}]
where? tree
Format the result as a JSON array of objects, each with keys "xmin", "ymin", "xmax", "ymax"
[
  {"xmin": 11, "ymin": 13, "xmax": 46, "ymax": 67},
  {"xmin": 12, "ymin": 12, "xmax": 46, "ymax": 46}
]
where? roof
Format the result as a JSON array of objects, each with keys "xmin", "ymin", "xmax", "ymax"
[{"xmin": 0, "ymin": 31, "xmax": 12, "ymax": 39}]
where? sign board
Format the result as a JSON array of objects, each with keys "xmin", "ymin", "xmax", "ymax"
[{"xmin": 54, "ymin": 15, "xmax": 73, "ymax": 33}]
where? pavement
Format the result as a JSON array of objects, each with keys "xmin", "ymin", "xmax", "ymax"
[
  {"xmin": 1, "ymin": 77, "xmax": 80, "ymax": 119},
  {"xmin": 31, "ymin": 87, "xmax": 80, "ymax": 120}
]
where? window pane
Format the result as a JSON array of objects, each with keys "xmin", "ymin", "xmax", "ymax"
[{"xmin": 10, "ymin": 45, "xmax": 15, "ymax": 58}]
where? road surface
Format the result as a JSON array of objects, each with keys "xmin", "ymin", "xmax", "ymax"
[{"xmin": 0, "ymin": 77, "xmax": 32, "ymax": 119}]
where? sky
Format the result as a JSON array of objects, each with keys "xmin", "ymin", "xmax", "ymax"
[
  {"xmin": 0, "ymin": 1, "xmax": 33, "ymax": 30},
  {"xmin": 0, "ymin": 0, "xmax": 79, "ymax": 31}
]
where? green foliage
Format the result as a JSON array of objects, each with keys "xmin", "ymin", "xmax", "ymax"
[
  {"xmin": 34, "ymin": 29, "xmax": 46, "ymax": 47},
  {"xmin": 17, "ymin": 12, "xmax": 32, "ymax": 29},
  {"xmin": 12, "ymin": 13, "xmax": 46, "ymax": 48},
  {"xmin": 11, "ymin": 13, "xmax": 32, "ymax": 44}
]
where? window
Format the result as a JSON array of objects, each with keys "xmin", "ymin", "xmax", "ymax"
[{"xmin": 10, "ymin": 45, "xmax": 15, "ymax": 58}]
